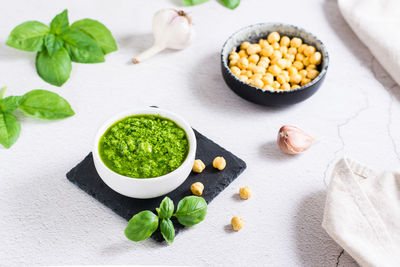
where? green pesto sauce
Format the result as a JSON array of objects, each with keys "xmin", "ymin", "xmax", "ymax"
[{"xmin": 99, "ymin": 115, "xmax": 189, "ymax": 178}]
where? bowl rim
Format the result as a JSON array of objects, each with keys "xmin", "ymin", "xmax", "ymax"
[
  {"xmin": 221, "ymin": 22, "xmax": 329, "ymax": 94},
  {"xmin": 92, "ymin": 107, "xmax": 196, "ymax": 183}
]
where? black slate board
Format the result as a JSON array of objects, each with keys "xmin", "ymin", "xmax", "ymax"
[{"xmin": 66, "ymin": 129, "xmax": 246, "ymax": 242}]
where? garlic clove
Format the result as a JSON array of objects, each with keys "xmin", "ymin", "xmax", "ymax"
[{"xmin": 277, "ymin": 125, "xmax": 315, "ymax": 154}]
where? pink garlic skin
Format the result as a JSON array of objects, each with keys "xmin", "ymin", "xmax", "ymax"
[{"xmin": 277, "ymin": 125, "xmax": 315, "ymax": 154}]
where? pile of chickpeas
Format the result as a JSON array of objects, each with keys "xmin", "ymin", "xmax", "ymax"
[{"xmin": 228, "ymin": 32, "xmax": 322, "ymax": 91}]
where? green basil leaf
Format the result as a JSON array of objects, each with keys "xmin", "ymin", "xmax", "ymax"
[
  {"xmin": 0, "ymin": 112, "xmax": 21, "ymax": 149},
  {"xmin": 71, "ymin": 19, "xmax": 117, "ymax": 54},
  {"xmin": 0, "ymin": 96, "xmax": 23, "ymax": 113},
  {"xmin": 44, "ymin": 34, "xmax": 64, "ymax": 56},
  {"xmin": 182, "ymin": 0, "xmax": 210, "ymax": 6},
  {"xmin": 62, "ymin": 28, "xmax": 104, "ymax": 63},
  {"xmin": 6, "ymin": 21, "xmax": 49, "ymax": 52},
  {"xmin": 160, "ymin": 218, "xmax": 175, "ymax": 243},
  {"xmin": 36, "ymin": 47, "xmax": 71, "ymax": 86},
  {"xmin": 220, "ymin": 0, "xmax": 240, "ymax": 9},
  {"xmin": 50, "ymin": 9, "xmax": 69, "ymax": 35},
  {"xmin": 124, "ymin": 210, "xmax": 159, "ymax": 242},
  {"xmin": 174, "ymin": 196, "xmax": 207, "ymax": 226},
  {"xmin": 19, "ymin": 89, "xmax": 74, "ymax": 120},
  {"xmin": 156, "ymin": 197, "xmax": 174, "ymax": 219}
]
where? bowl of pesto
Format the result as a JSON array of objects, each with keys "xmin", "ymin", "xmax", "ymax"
[{"xmin": 93, "ymin": 107, "xmax": 196, "ymax": 199}]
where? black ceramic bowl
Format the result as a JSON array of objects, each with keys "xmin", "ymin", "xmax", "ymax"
[{"xmin": 221, "ymin": 23, "xmax": 329, "ymax": 106}]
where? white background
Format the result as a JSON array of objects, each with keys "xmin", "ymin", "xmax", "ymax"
[{"xmin": 1, "ymin": 0, "xmax": 399, "ymax": 266}]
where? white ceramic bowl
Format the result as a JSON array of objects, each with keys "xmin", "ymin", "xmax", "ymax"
[{"xmin": 93, "ymin": 107, "xmax": 196, "ymax": 199}]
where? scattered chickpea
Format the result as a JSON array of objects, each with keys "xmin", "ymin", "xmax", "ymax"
[
  {"xmin": 231, "ymin": 216, "xmax": 244, "ymax": 231},
  {"xmin": 267, "ymin": 31, "xmax": 280, "ymax": 44},
  {"xmin": 213, "ymin": 156, "xmax": 226, "ymax": 170},
  {"xmin": 192, "ymin": 159, "xmax": 206, "ymax": 173},
  {"xmin": 191, "ymin": 182, "xmax": 204, "ymax": 196},
  {"xmin": 239, "ymin": 186, "xmax": 252, "ymax": 200}
]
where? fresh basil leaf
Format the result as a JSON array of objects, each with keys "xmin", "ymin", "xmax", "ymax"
[
  {"xmin": 160, "ymin": 218, "xmax": 175, "ymax": 243},
  {"xmin": 182, "ymin": 0, "xmax": 210, "ymax": 6},
  {"xmin": 156, "ymin": 197, "xmax": 174, "ymax": 219},
  {"xmin": 124, "ymin": 211, "xmax": 159, "ymax": 242},
  {"xmin": 0, "ymin": 112, "xmax": 21, "ymax": 149},
  {"xmin": 19, "ymin": 89, "xmax": 74, "ymax": 120},
  {"xmin": 71, "ymin": 19, "xmax": 117, "ymax": 54},
  {"xmin": 62, "ymin": 28, "xmax": 104, "ymax": 63},
  {"xmin": 6, "ymin": 21, "xmax": 49, "ymax": 52},
  {"xmin": 174, "ymin": 196, "xmax": 207, "ymax": 226},
  {"xmin": 0, "ymin": 96, "xmax": 23, "ymax": 113},
  {"xmin": 220, "ymin": 0, "xmax": 240, "ymax": 9},
  {"xmin": 50, "ymin": 9, "xmax": 69, "ymax": 35},
  {"xmin": 36, "ymin": 47, "xmax": 71, "ymax": 86},
  {"xmin": 44, "ymin": 33, "xmax": 64, "ymax": 56}
]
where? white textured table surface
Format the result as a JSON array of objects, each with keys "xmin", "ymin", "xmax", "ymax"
[{"xmin": 1, "ymin": 0, "xmax": 399, "ymax": 266}]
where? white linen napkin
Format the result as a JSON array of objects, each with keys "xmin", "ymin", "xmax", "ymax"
[
  {"xmin": 322, "ymin": 157, "xmax": 400, "ymax": 267},
  {"xmin": 338, "ymin": 0, "xmax": 400, "ymax": 86}
]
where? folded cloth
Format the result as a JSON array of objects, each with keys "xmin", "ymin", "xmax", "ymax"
[
  {"xmin": 338, "ymin": 0, "xmax": 400, "ymax": 86},
  {"xmin": 322, "ymin": 157, "xmax": 400, "ymax": 267}
]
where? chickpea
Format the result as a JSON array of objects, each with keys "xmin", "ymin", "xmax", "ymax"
[
  {"xmin": 276, "ymin": 74, "xmax": 288, "ymax": 84},
  {"xmin": 299, "ymin": 69, "xmax": 308, "ymax": 78},
  {"xmin": 262, "ymin": 74, "xmax": 274, "ymax": 85},
  {"xmin": 239, "ymin": 186, "xmax": 252, "ymax": 200},
  {"xmin": 279, "ymin": 46, "xmax": 288, "ymax": 54},
  {"xmin": 282, "ymin": 70, "xmax": 289, "ymax": 79},
  {"xmin": 267, "ymin": 31, "xmax": 280, "ymax": 44},
  {"xmin": 309, "ymin": 51, "xmax": 321, "ymax": 65},
  {"xmin": 303, "ymin": 45, "xmax": 316, "ymax": 57},
  {"xmin": 260, "ymin": 45, "xmax": 274, "ymax": 57},
  {"xmin": 303, "ymin": 57, "xmax": 310, "ymax": 67},
  {"xmin": 230, "ymin": 66, "xmax": 241, "ymax": 76},
  {"xmin": 243, "ymin": 70, "xmax": 253, "ymax": 78},
  {"xmin": 296, "ymin": 53, "xmax": 305, "ymax": 62},
  {"xmin": 237, "ymin": 57, "xmax": 249, "ymax": 69},
  {"xmin": 250, "ymin": 78, "xmax": 264, "ymax": 88},
  {"xmin": 280, "ymin": 36, "xmax": 290, "ymax": 47},
  {"xmin": 271, "ymin": 42, "xmax": 280, "ymax": 50},
  {"xmin": 272, "ymin": 81, "xmax": 281, "ymax": 89},
  {"xmin": 277, "ymin": 58, "xmax": 290, "ymax": 69},
  {"xmin": 268, "ymin": 64, "xmax": 282, "ymax": 76},
  {"xmin": 251, "ymin": 73, "xmax": 263, "ymax": 80},
  {"xmin": 288, "ymin": 47, "xmax": 297, "ymax": 55},
  {"xmin": 231, "ymin": 216, "xmax": 244, "ymax": 231},
  {"xmin": 247, "ymin": 62, "xmax": 257, "ymax": 72},
  {"xmin": 213, "ymin": 156, "xmax": 226, "ymax": 170},
  {"xmin": 263, "ymin": 84, "xmax": 274, "ymax": 90},
  {"xmin": 293, "ymin": 61, "xmax": 304, "ymax": 70},
  {"xmin": 284, "ymin": 53, "xmax": 295, "ymax": 62},
  {"xmin": 238, "ymin": 50, "xmax": 248, "ymax": 58},
  {"xmin": 306, "ymin": 64, "xmax": 317, "ymax": 71},
  {"xmin": 254, "ymin": 66, "xmax": 266, "ymax": 74},
  {"xmin": 307, "ymin": 69, "xmax": 320, "ymax": 79},
  {"xmin": 229, "ymin": 52, "xmax": 240, "ymax": 62},
  {"xmin": 248, "ymin": 54, "xmax": 260, "ymax": 64},
  {"xmin": 229, "ymin": 60, "xmax": 238, "ymax": 67},
  {"xmin": 301, "ymin": 77, "xmax": 311, "ymax": 86},
  {"xmin": 271, "ymin": 50, "xmax": 283, "ymax": 61},
  {"xmin": 287, "ymin": 66, "xmax": 298, "ymax": 75},
  {"xmin": 298, "ymin": 44, "xmax": 308, "ymax": 54},
  {"xmin": 290, "ymin": 37, "xmax": 302, "ymax": 48},
  {"xmin": 281, "ymin": 83, "xmax": 291, "ymax": 90},
  {"xmin": 239, "ymin": 75, "xmax": 248, "ymax": 83},
  {"xmin": 240, "ymin": 41, "xmax": 251, "ymax": 50},
  {"xmin": 259, "ymin": 39, "xmax": 269, "ymax": 48},
  {"xmin": 191, "ymin": 182, "xmax": 204, "ymax": 196},
  {"xmin": 289, "ymin": 73, "xmax": 302, "ymax": 84},
  {"xmin": 291, "ymin": 84, "xmax": 301, "ymax": 89},
  {"xmin": 258, "ymin": 57, "xmax": 270, "ymax": 68},
  {"xmin": 192, "ymin": 159, "xmax": 206, "ymax": 173},
  {"xmin": 247, "ymin": 44, "xmax": 261, "ymax": 55}
]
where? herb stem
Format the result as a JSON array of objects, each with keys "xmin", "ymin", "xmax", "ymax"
[{"xmin": 0, "ymin": 86, "xmax": 7, "ymax": 99}]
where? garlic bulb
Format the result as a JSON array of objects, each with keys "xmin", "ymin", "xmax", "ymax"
[
  {"xmin": 277, "ymin": 125, "xmax": 315, "ymax": 154},
  {"xmin": 132, "ymin": 9, "xmax": 195, "ymax": 64}
]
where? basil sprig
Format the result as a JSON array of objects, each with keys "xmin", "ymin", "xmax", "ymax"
[
  {"xmin": 0, "ymin": 87, "xmax": 74, "ymax": 149},
  {"xmin": 6, "ymin": 9, "xmax": 117, "ymax": 87},
  {"xmin": 182, "ymin": 0, "xmax": 240, "ymax": 9},
  {"xmin": 125, "ymin": 196, "xmax": 207, "ymax": 243}
]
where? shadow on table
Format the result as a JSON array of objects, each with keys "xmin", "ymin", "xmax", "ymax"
[
  {"xmin": 294, "ymin": 191, "xmax": 359, "ymax": 267},
  {"xmin": 323, "ymin": 0, "xmax": 400, "ymax": 102}
]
